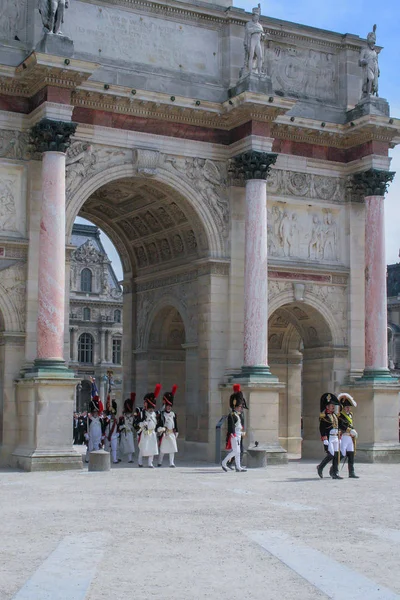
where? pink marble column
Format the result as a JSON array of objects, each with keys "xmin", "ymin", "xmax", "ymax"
[
  {"xmin": 37, "ymin": 151, "xmax": 67, "ymax": 361},
  {"xmin": 244, "ymin": 179, "xmax": 269, "ymax": 366},
  {"xmin": 364, "ymin": 195, "xmax": 388, "ymax": 372}
]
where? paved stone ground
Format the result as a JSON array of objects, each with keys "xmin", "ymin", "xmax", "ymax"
[{"xmin": 1, "ymin": 452, "xmax": 400, "ymax": 600}]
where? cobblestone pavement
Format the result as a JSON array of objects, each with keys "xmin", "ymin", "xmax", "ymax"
[{"xmin": 1, "ymin": 455, "xmax": 400, "ymax": 600}]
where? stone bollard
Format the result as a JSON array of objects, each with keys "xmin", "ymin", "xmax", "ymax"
[
  {"xmin": 247, "ymin": 447, "xmax": 267, "ymax": 468},
  {"xmin": 88, "ymin": 450, "xmax": 111, "ymax": 472}
]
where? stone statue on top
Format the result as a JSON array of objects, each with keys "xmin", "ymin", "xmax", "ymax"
[
  {"xmin": 38, "ymin": 0, "xmax": 69, "ymax": 35},
  {"xmin": 359, "ymin": 24, "xmax": 380, "ymax": 98},
  {"xmin": 244, "ymin": 4, "xmax": 265, "ymax": 76}
]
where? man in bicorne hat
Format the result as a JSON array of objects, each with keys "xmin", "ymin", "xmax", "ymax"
[
  {"xmin": 119, "ymin": 394, "xmax": 136, "ymax": 464},
  {"xmin": 157, "ymin": 385, "xmax": 179, "ymax": 468},
  {"xmin": 338, "ymin": 393, "xmax": 359, "ymax": 479},
  {"xmin": 222, "ymin": 384, "xmax": 247, "ymax": 473},
  {"xmin": 138, "ymin": 384, "xmax": 161, "ymax": 468},
  {"xmin": 317, "ymin": 393, "xmax": 342, "ymax": 479}
]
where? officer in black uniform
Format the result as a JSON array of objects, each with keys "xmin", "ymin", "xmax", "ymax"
[
  {"xmin": 338, "ymin": 393, "xmax": 359, "ymax": 479},
  {"xmin": 317, "ymin": 393, "xmax": 342, "ymax": 479}
]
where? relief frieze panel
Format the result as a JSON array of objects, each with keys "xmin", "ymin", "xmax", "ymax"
[{"xmin": 266, "ymin": 169, "xmax": 345, "ymax": 202}]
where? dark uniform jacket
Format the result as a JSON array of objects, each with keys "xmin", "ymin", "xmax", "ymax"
[
  {"xmin": 338, "ymin": 410, "xmax": 354, "ymax": 434},
  {"xmin": 319, "ymin": 411, "xmax": 339, "ymax": 439}
]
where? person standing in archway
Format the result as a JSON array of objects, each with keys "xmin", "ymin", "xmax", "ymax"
[
  {"xmin": 138, "ymin": 384, "xmax": 161, "ymax": 468},
  {"xmin": 157, "ymin": 385, "xmax": 179, "ymax": 468},
  {"xmin": 317, "ymin": 393, "xmax": 342, "ymax": 479},
  {"xmin": 338, "ymin": 393, "xmax": 359, "ymax": 479}
]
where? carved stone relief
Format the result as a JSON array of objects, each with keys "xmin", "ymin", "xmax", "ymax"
[
  {"xmin": 264, "ymin": 169, "xmax": 345, "ymax": 202},
  {"xmin": 0, "ymin": 178, "xmax": 17, "ymax": 232},
  {"xmin": 0, "ymin": 0, "xmax": 26, "ymax": 41},
  {"xmin": 268, "ymin": 204, "xmax": 339, "ymax": 263},
  {"xmin": 0, "ymin": 262, "xmax": 26, "ymax": 330},
  {"xmin": 72, "ymin": 240, "xmax": 104, "ymax": 264},
  {"xmin": 0, "ymin": 130, "xmax": 30, "ymax": 160},
  {"xmin": 267, "ymin": 44, "xmax": 338, "ymax": 103}
]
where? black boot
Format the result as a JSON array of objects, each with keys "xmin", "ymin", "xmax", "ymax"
[
  {"xmin": 347, "ymin": 451, "xmax": 359, "ymax": 478},
  {"xmin": 317, "ymin": 453, "xmax": 333, "ymax": 478},
  {"xmin": 331, "ymin": 452, "xmax": 343, "ymax": 479}
]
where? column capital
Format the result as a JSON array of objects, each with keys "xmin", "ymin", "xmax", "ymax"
[
  {"xmin": 230, "ymin": 151, "xmax": 278, "ymax": 182},
  {"xmin": 348, "ymin": 168, "xmax": 395, "ymax": 202},
  {"xmin": 29, "ymin": 118, "xmax": 77, "ymax": 154}
]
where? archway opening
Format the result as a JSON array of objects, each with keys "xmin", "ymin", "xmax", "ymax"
[
  {"xmin": 68, "ymin": 174, "xmax": 208, "ymax": 448},
  {"xmin": 268, "ymin": 301, "xmax": 341, "ymax": 458}
]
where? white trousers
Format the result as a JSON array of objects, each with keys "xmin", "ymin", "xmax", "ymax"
[
  {"xmin": 105, "ymin": 437, "xmax": 118, "ymax": 463},
  {"xmin": 158, "ymin": 452, "xmax": 175, "ymax": 466},
  {"xmin": 222, "ymin": 435, "xmax": 241, "ymax": 470},
  {"xmin": 340, "ymin": 435, "xmax": 354, "ymax": 456},
  {"xmin": 328, "ymin": 435, "xmax": 339, "ymax": 457},
  {"xmin": 138, "ymin": 451, "xmax": 154, "ymax": 467}
]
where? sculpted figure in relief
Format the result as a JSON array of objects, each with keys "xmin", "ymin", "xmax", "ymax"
[
  {"xmin": 66, "ymin": 142, "xmax": 96, "ymax": 193},
  {"xmin": 38, "ymin": 0, "xmax": 69, "ymax": 35},
  {"xmin": 359, "ymin": 25, "xmax": 380, "ymax": 97},
  {"xmin": 244, "ymin": 4, "xmax": 265, "ymax": 76}
]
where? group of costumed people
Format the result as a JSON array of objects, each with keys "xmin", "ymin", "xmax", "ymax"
[
  {"xmin": 86, "ymin": 383, "xmax": 179, "ymax": 468},
  {"xmin": 317, "ymin": 392, "xmax": 359, "ymax": 479}
]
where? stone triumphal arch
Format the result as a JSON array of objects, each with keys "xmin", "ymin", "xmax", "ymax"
[{"xmin": 0, "ymin": 0, "xmax": 399, "ymax": 469}]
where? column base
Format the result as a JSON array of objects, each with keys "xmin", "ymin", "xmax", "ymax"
[
  {"xmin": 359, "ymin": 368, "xmax": 395, "ymax": 383},
  {"xmin": 12, "ymin": 375, "xmax": 82, "ymax": 472},
  {"xmin": 11, "ymin": 448, "xmax": 82, "ymax": 472},
  {"xmin": 233, "ymin": 365, "xmax": 279, "ymax": 383},
  {"xmin": 21, "ymin": 359, "xmax": 76, "ymax": 379},
  {"xmin": 354, "ymin": 443, "xmax": 400, "ymax": 464}
]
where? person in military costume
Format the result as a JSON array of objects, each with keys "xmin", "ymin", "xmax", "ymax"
[
  {"xmin": 222, "ymin": 384, "xmax": 247, "ymax": 472},
  {"xmin": 157, "ymin": 385, "xmax": 179, "ymax": 468},
  {"xmin": 137, "ymin": 384, "xmax": 161, "ymax": 468},
  {"xmin": 338, "ymin": 392, "xmax": 359, "ymax": 479},
  {"xmin": 317, "ymin": 393, "xmax": 342, "ymax": 479},
  {"xmin": 119, "ymin": 394, "xmax": 136, "ymax": 464}
]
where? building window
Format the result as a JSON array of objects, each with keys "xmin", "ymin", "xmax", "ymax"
[
  {"xmin": 112, "ymin": 339, "xmax": 122, "ymax": 364},
  {"xmin": 81, "ymin": 268, "xmax": 92, "ymax": 292},
  {"xmin": 114, "ymin": 309, "xmax": 121, "ymax": 323},
  {"xmin": 78, "ymin": 333, "xmax": 94, "ymax": 364},
  {"xmin": 83, "ymin": 307, "xmax": 91, "ymax": 321}
]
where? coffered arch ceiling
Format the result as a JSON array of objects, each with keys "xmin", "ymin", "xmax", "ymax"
[{"xmin": 79, "ymin": 177, "xmax": 209, "ymax": 276}]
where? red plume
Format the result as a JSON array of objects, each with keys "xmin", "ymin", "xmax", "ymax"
[
  {"xmin": 130, "ymin": 392, "xmax": 136, "ymax": 402},
  {"xmin": 154, "ymin": 383, "xmax": 162, "ymax": 398},
  {"xmin": 171, "ymin": 384, "xmax": 178, "ymax": 396},
  {"xmin": 233, "ymin": 384, "xmax": 241, "ymax": 393}
]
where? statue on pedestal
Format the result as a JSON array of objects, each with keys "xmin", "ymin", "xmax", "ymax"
[
  {"xmin": 359, "ymin": 24, "xmax": 380, "ymax": 97},
  {"xmin": 38, "ymin": 0, "xmax": 69, "ymax": 35},
  {"xmin": 244, "ymin": 4, "xmax": 265, "ymax": 76}
]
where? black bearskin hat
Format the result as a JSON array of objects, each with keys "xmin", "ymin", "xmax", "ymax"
[
  {"xmin": 163, "ymin": 385, "xmax": 177, "ymax": 407},
  {"xmin": 229, "ymin": 384, "xmax": 248, "ymax": 410},
  {"xmin": 338, "ymin": 393, "xmax": 357, "ymax": 408},
  {"xmin": 124, "ymin": 393, "xmax": 135, "ymax": 413},
  {"xmin": 320, "ymin": 392, "xmax": 339, "ymax": 412},
  {"xmin": 144, "ymin": 384, "xmax": 161, "ymax": 409},
  {"xmin": 89, "ymin": 397, "xmax": 100, "ymax": 413}
]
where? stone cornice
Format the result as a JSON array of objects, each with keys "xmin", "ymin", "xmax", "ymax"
[{"xmin": 0, "ymin": 53, "xmax": 98, "ymax": 98}]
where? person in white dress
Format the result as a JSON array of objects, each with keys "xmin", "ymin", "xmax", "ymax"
[
  {"xmin": 85, "ymin": 397, "xmax": 103, "ymax": 463},
  {"xmin": 138, "ymin": 384, "xmax": 161, "ymax": 468},
  {"xmin": 119, "ymin": 395, "xmax": 136, "ymax": 463},
  {"xmin": 158, "ymin": 385, "xmax": 179, "ymax": 468}
]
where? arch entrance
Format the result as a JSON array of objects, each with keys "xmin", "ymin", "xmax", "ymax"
[
  {"xmin": 68, "ymin": 172, "xmax": 213, "ymax": 455},
  {"xmin": 268, "ymin": 301, "xmax": 347, "ymax": 458}
]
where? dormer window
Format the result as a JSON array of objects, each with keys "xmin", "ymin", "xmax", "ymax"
[{"xmin": 81, "ymin": 268, "xmax": 92, "ymax": 292}]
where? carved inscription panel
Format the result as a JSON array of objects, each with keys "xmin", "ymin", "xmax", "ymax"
[
  {"xmin": 63, "ymin": 2, "xmax": 220, "ymax": 77},
  {"xmin": 267, "ymin": 202, "xmax": 344, "ymax": 265}
]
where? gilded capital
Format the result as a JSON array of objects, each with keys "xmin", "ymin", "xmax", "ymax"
[
  {"xmin": 230, "ymin": 151, "xmax": 278, "ymax": 182},
  {"xmin": 29, "ymin": 119, "xmax": 77, "ymax": 154},
  {"xmin": 348, "ymin": 168, "xmax": 395, "ymax": 201}
]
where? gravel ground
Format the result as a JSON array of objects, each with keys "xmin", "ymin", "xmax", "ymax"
[{"xmin": 1, "ymin": 453, "xmax": 400, "ymax": 600}]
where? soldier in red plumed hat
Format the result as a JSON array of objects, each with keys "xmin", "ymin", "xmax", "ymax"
[
  {"xmin": 119, "ymin": 393, "xmax": 136, "ymax": 464},
  {"xmin": 137, "ymin": 384, "xmax": 161, "ymax": 468},
  {"xmin": 157, "ymin": 385, "xmax": 179, "ymax": 468}
]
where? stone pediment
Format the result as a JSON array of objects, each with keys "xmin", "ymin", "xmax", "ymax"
[{"xmin": 72, "ymin": 240, "xmax": 105, "ymax": 264}]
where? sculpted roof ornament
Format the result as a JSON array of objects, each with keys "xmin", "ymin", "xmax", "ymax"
[{"xmin": 73, "ymin": 240, "xmax": 105, "ymax": 264}]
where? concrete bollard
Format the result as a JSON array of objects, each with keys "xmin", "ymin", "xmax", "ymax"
[
  {"xmin": 88, "ymin": 450, "xmax": 111, "ymax": 472},
  {"xmin": 247, "ymin": 447, "xmax": 267, "ymax": 468}
]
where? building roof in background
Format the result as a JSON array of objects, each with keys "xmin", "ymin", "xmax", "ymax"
[{"xmin": 71, "ymin": 224, "xmax": 121, "ymax": 292}]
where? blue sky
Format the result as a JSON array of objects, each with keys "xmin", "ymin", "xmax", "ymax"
[{"xmin": 76, "ymin": 0, "xmax": 400, "ymax": 278}]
